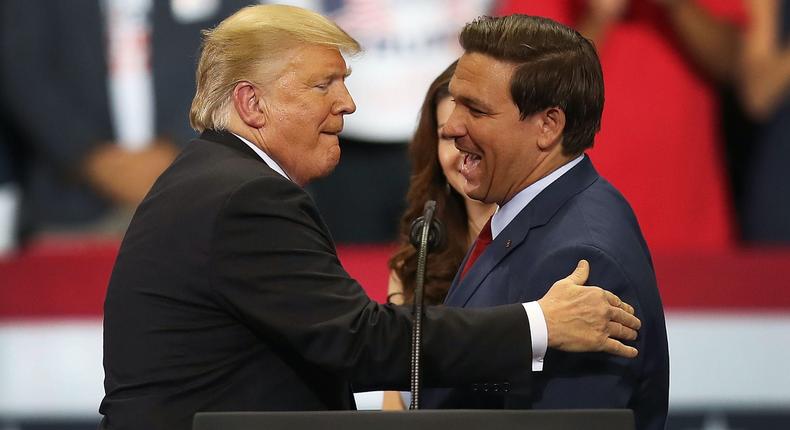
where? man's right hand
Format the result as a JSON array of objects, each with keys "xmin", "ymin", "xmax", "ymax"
[{"xmin": 537, "ymin": 260, "xmax": 641, "ymax": 358}]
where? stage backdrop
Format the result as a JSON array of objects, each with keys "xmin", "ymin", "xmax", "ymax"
[{"xmin": 2, "ymin": 238, "xmax": 790, "ymax": 429}]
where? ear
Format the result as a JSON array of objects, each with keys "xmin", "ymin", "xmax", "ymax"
[
  {"xmin": 536, "ymin": 107, "xmax": 566, "ymax": 151},
  {"xmin": 232, "ymin": 81, "xmax": 267, "ymax": 129}
]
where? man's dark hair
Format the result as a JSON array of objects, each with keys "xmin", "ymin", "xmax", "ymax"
[{"xmin": 460, "ymin": 14, "xmax": 604, "ymax": 155}]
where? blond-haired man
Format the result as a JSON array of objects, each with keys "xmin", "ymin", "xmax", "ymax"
[{"xmin": 100, "ymin": 5, "xmax": 640, "ymax": 429}]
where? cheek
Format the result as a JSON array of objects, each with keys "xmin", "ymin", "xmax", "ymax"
[{"xmin": 466, "ymin": 121, "xmax": 497, "ymax": 151}]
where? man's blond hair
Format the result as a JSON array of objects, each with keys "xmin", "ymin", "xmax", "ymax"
[{"xmin": 189, "ymin": 4, "xmax": 360, "ymax": 132}]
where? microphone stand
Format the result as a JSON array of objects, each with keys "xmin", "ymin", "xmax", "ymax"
[{"xmin": 408, "ymin": 200, "xmax": 442, "ymax": 410}]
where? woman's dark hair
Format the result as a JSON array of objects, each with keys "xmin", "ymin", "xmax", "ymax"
[{"xmin": 388, "ymin": 61, "xmax": 470, "ymax": 305}]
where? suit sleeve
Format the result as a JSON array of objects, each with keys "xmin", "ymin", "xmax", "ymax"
[
  {"xmin": 208, "ymin": 176, "xmax": 532, "ymax": 391},
  {"xmin": 513, "ymin": 245, "xmax": 643, "ymax": 408}
]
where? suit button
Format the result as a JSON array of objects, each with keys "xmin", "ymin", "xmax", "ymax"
[
  {"xmin": 472, "ymin": 384, "xmax": 479, "ymax": 392},
  {"xmin": 503, "ymin": 382, "xmax": 511, "ymax": 392},
  {"xmin": 482, "ymin": 383, "xmax": 489, "ymax": 392},
  {"xmin": 492, "ymin": 383, "xmax": 500, "ymax": 392}
]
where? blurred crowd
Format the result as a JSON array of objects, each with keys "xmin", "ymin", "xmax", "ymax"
[{"xmin": 0, "ymin": 0, "xmax": 788, "ymax": 256}]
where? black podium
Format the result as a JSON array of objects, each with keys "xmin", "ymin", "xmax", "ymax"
[{"xmin": 193, "ymin": 409, "xmax": 634, "ymax": 430}]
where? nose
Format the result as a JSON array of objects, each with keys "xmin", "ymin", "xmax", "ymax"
[
  {"xmin": 333, "ymin": 83, "xmax": 356, "ymax": 115},
  {"xmin": 441, "ymin": 105, "xmax": 465, "ymax": 140}
]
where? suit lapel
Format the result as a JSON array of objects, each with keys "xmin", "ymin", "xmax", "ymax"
[
  {"xmin": 444, "ymin": 228, "xmax": 524, "ymax": 306},
  {"xmin": 444, "ymin": 157, "xmax": 600, "ymax": 307}
]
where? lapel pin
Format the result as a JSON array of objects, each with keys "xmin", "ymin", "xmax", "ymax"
[{"xmin": 504, "ymin": 239, "xmax": 512, "ymax": 248}]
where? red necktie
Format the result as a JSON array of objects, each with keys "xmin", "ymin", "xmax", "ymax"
[{"xmin": 459, "ymin": 217, "xmax": 493, "ymax": 280}]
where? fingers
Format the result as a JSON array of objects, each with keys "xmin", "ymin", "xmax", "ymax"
[
  {"xmin": 565, "ymin": 259, "xmax": 590, "ymax": 285},
  {"xmin": 619, "ymin": 301, "xmax": 635, "ymax": 316},
  {"xmin": 602, "ymin": 338, "xmax": 638, "ymax": 358},
  {"xmin": 604, "ymin": 290, "xmax": 635, "ymax": 315},
  {"xmin": 610, "ymin": 306, "xmax": 642, "ymax": 331},
  {"xmin": 607, "ymin": 321, "xmax": 637, "ymax": 341}
]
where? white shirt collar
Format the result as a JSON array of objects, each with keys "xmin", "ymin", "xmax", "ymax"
[
  {"xmin": 231, "ymin": 132, "xmax": 292, "ymax": 182},
  {"xmin": 491, "ymin": 155, "xmax": 585, "ymax": 239}
]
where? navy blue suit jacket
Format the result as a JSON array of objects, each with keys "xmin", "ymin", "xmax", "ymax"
[{"xmin": 423, "ymin": 156, "xmax": 669, "ymax": 430}]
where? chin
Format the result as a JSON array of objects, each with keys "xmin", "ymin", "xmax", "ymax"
[
  {"xmin": 319, "ymin": 157, "xmax": 341, "ymax": 178},
  {"xmin": 463, "ymin": 186, "xmax": 482, "ymax": 202},
  {"xmin": 466, "ymin": 182, "xmax": 497, "ymax": 203}
]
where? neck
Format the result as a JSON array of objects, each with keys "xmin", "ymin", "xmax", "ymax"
[
  {"xmin": 228, "ymin": 118, "xmax": 267, "ymax": 151},
  {"xmin": 227, "ymin": 118, "xmax": 300, "ymax": 185},
  {"xmin": 500, "ymin": 150, "xmax": 573, "ymax": 206},
  {"xmin": 464, "ymin": 197, "xmax": 496, "ymax": 246}
]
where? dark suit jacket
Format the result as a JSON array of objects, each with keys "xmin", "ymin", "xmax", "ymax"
[
  {"xmin": 100, "ymin": 130, "xmax": 533, "ymax": 430},
  {"xmin": 423, "ymin": 157, "xmax": 669, "ymax": 430}
]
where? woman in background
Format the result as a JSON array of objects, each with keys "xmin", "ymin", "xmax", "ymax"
[{"xmin": 383, "ymin": 61, "xmax": 496, "ymax": 410}]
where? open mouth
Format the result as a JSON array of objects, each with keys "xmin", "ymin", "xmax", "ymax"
[{"xmin": 460, "ymin": 151, "xmax": 482, "ymax": 176}]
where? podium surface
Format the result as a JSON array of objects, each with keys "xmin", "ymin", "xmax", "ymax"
[{"xmin": 194, "ymin": 409, "xmax": 634, "ymax": 430}]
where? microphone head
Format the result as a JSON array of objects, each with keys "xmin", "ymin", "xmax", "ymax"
[{"xmin": 409, "ymin": 216, "xmax": 445, "ymax": 252}]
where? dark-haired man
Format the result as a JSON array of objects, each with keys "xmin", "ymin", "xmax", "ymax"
[{"xmin": 425, "ymin": 14, "xmax": 669, "ymax": 430}]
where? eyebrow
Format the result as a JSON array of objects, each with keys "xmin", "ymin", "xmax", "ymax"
[
  {"xmin": 453, "ymin": 94, "xmax": 490, "ymax": 112},
  {"xmin": 312, "ymin": 68, "xmax": 352, "ymax": 83}
]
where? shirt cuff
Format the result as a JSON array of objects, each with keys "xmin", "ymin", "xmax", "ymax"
[{"xmin": 523, "ymin": 301, "xmax": 548, "ymax": 371}]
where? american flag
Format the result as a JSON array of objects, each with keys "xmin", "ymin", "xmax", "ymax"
[{"xmin": 326, "ymin": 0, "xmax": 393, "ymax": 40}]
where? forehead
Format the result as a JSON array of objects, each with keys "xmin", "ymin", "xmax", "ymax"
[
  {"xmin": 435, "ymin": 96, "xmax": 455, "ymax": 123},
  {"xmin": 256, "ymin": 44, "xmax": 349, "ymax": 86},
  {"xmin": 285, "ymin": 44, "xmax": 349, "ymax": 79},
  {"xmin": 450, "ymin": 52, "xmax": 516, "ymax": 106}
]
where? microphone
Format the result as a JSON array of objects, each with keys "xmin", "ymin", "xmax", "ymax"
[
  {"xmin": 409, "ymin": 204, "xmax": 445, "ymax": 252},
  {"xmin": 408, "ymin": 200, "xmax": 444, "ymax": 410}
]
